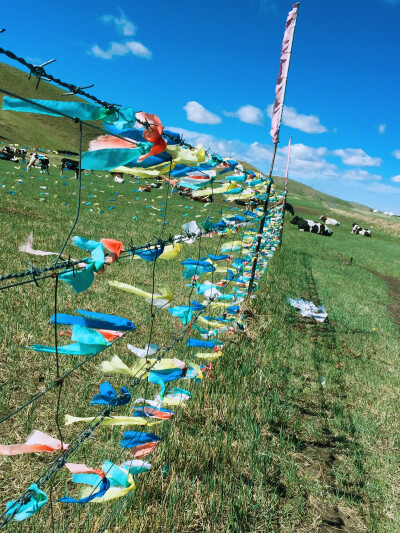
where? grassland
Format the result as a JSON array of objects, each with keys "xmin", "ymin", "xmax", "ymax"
[
  {"xmin": 0, "ymin": 63, "xmax": 400, "ymax": 531},
  {"xmin": 0, "ymin": 148, "xmax": 399, "ymax": 531}
]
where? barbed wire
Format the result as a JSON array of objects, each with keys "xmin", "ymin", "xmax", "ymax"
[
  {"xmin": 0, "ymin": 216, "xmax": 261, "ymax": 527},
  {"xmin": 0, "ymin": 40, "xmax": 277, "ymax": 532}
]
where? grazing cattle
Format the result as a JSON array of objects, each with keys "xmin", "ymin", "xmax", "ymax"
[
  {"xmin": 27, "ymin": 153, "xmax": 49, "ymax": 173},
  {"xmin": 284, "ymin": 202, "xmax": 295, "ymax": 215},
  {"xmin": 60, "ymin": 158, "xmax": 80, "ymax": 178},
  {"xmin": 290, "ymin": 216, "xmax": 333, "ymax": 236},
  {"xmin": 351, "ymin": 223, "xmax": 371, "ymax": 237},
  {"xmin": 1, "ymin": 146, "xmax": 26, "ymax": 161},
  {"xmin": 319, "ymin": 215, "xmax": 340, "ymax": 226},
  {"xmin": 189, "ymin": 194, "xmax": 212, "ymax": 203}
]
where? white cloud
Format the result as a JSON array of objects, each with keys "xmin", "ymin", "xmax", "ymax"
[
  {"xmin": 341, "ymin": 169, "xmax": 382, "ymax": 182},
  {"xmin": 101, "ymin": 9, "xmax": 136, "ymax": 36},
  {"xmin": 224, "ymin": 105, "xmax": 264, "ymax": 125},
  {"xmin": 367, "ymin": 183, "xmax": 400, "ymax": 194},
  {"xmin": 392, "ymin": 149, "xmax": 400, "ymax": 159},
  {"xmin": 89, "ymin": 41, "xmax": 152, "ymax": 60},
  {"xmin": 166, "ymin": 128, "xmax": 388, "ymax": 189},
  {"xmin": 254, "ymin": 0, "xmax": 277, "ymax": 12},
  {"xmin": 266, "ymin": 104, "xmax": 328, "ymax": 133},
  {"xmin": 332, "ymin": 148, "xmax": 382, "ymax": 167},
  {"xmin": 391, "ymin": 175, "xmax": 400, "ymax": 183},
  {"xmin": 183, "ymin": 101, "xmax": 222, "ymax": 125},
  {"xmin": 378, "ymin": 124, "xmax": 386, "ymax": 134}
]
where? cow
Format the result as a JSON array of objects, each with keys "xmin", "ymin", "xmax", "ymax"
[
  {"xmin": 351, "ymin": 223, "xmax": 371, "ymax": 237},
  {"xmin": 1, "ymin": 146, "xmax": 26, "ymax": 161},
  {"xmin": 284, "ymin": 202, "xmax": 295, "ymax": 215},
  {"xmin": 111, "ymin": 172, "xmax": 125, "ymax": 183},
  {"xmin": 27, "ymin": 153, "xmax": 49, "ymax": 173},
  {"xmin": 319, "ymin": 216, "xmax": 340, "ymax": 226},
  {"xmin": 60, "ymin": 158, "xmax": 80, "ymax": 178},
  {"xmin": 290, "ymin": 216, "xmax": 333, "ymax": 236},
  {"xmin": 189, "ymin": 194, "xmax": 212, "ymax": 203}
]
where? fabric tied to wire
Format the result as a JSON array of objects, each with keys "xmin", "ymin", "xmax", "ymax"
[
  {"xmin": 58, "ymin": 464, "xmax": 110, "ymax": 504},
  {"xmin": 120, "ymin": 431, "xmax": 161, "ymax": 458},
  {"xmin": 0, "ymin": 430, "xmax": 69, "ymax": 456},
  {"xmin": 59, "ymin": 263, "xmax": 95, "ymax": 294},
  {"xmin": 28, "ymin": 324, "xmax": 110, "ymax": 356},
  {"xmin": 187, "ymin": 338, "xmax": 224, "ymax": 348},
  {"xmin": 120, "ymin": 459, "xmax": 152, "ymax": 475},
  {"xmin": 101, "ymin": 238, "xmax": 124, "ymax": 263},
  {"xmin": 126, "ymin": 343, "xmax": 159, "ymax": 358},
  {"xmin": 65, "ymin": 415, "xmax": 161, "ymax": 427},
  {"xmin": 158, "ymin": 243, "xmax": 182, "ymax": 260},
  {"xmin": 108, "ymin": 281, "xmax": 173, "ymax": 308},
  {"xmin": 72, "ymin": 237, "xmax": 105, "ymax": 272},
  {"xmin": 134, "ymin": 244, "xmax": 165, "ymax": 262},
  {"xmin": 168, "ymin": 300, "xmax": 204, "ymax": 325},
  {"xmin": 1, "ymin": 96, "xmax": 134, "ymax": 124},
  {"xmin": 181, "ymin": 259, "xmax": 215, "ymax": 280},
  {"xmin": 148, "ymin": 367, "xmax": 187, "ymax": 399},
  {"xmin": 73, "ymin": 461, "xmax": 135, "ymax": 502},
  {"xmin": 195, "ymin": 351, "xmax": 223, "ymax": 360},
  {"xmin": 90, "ymin": 382, "xmax": 131, "ymax": 406},
  {"xmin": 51, "ymin": 309, "xmax": 135, "ymax": 331},
  {"xmin": 133, "ymin": 405, "xmax": 174, "ymax": 419},
  {"xmin": 5, "ymin": 484, "xmax": 48, "ymax": 522},
  {"xmin": 82, "ymin": 146, "xmax": 152, "ymax": 171}
]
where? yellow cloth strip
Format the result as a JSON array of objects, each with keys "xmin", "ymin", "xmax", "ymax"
[
  {"xmin": 65, "ymin": 415, "xmax": 162, "ymax": 427},
  {"xmin": 195, "ymin": 351, "xmax": 223, "ymax": 360}
]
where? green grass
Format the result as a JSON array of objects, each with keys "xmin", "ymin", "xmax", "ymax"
[
  {"xmin": 1, "ymin": 151, "xmax": 399, "ymax": 531},
  {"xmin": 0, "ymin": 62, "xmax": 99, "ymax": 150}
]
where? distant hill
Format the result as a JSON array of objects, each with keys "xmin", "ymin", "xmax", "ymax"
[
  {"xmin": 0, "ymin": 62, "xmax": 98, "ymax": 151},
  {"xmin": 238, "ymin": 160, "xmax": 373, "ymax": 213},
  {"xmin": 0, "ymin": 62, "xmax": 379, "ymax": 216}
]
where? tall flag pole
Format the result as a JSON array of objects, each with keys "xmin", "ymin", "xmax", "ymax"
[
  {"xmin": 247, "ymin": 4, "xmax": 300, "ymax": 298},
  {"xmin": 284, "ymin": 136, "xmax": 292, "ymax": 195}
]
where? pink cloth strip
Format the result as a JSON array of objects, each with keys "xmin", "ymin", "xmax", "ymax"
[
  {"xmin": 65, "ymin": 463, "xmax": 105, "ymax": 478},
  {"xmin": 0, "ymin": 430, "xmax": 69, "ymax": 455},
  {"xmin": 270, "ymin": 3, "xmax": 300, "ymax": 145}
]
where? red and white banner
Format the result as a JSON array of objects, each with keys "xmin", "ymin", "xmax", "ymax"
[{"xmin": 270, "ymin": 3, "xmax": 300, "ymax": 145}]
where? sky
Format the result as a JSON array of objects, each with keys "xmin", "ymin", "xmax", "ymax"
[{"xmin": 1, "ymin": 0, "xmax": 400, "ymax": 212}]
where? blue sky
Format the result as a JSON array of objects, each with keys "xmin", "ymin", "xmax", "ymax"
[{"xmin": 1, "ymin": 0, "xmax": 400, "ymax": 212}]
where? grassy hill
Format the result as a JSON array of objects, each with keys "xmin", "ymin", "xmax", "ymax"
[{"xmin": 0, "ymin": 62, "xmax": 98, "ymax": 150}]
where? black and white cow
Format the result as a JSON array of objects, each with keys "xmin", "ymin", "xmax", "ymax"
[
  {"xmin": 27, "ymin": 153, "xmax": 49, "ymax": 173},
  {"xmin": 290, "ymin": 216, "xmax": 333, "ymax": 236},
  {"xmin": 1, "ymin": 146, "xmax": 26, "ymax": 161},
  {"xmin": 284, "ymin": 202, "xmax": 295, "ymax": 216},
  {"xmin": 351, "ymin": 223, "xmax": 371, "ymax": 237},
  {"xmin": 319, "ymin": 215, "xmax": 340, "ymax": 226},
  {"xmin": 60, "ymin": 158, "xmax": 80, "ymax": 178}
]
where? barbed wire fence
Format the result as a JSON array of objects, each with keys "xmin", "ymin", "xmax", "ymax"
[{"xmin": 0, "ymin": 42, "xmax": 284, "ymax": 532}]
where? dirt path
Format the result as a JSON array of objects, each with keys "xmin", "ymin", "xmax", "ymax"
[{"xmin": 364, "ymin": 268, "xmax": 400, "ymax": 327}]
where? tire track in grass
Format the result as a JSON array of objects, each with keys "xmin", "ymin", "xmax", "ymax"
[{"xmin": 295, "ymin": 252, "xmax": 364, "ymax": 533}]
